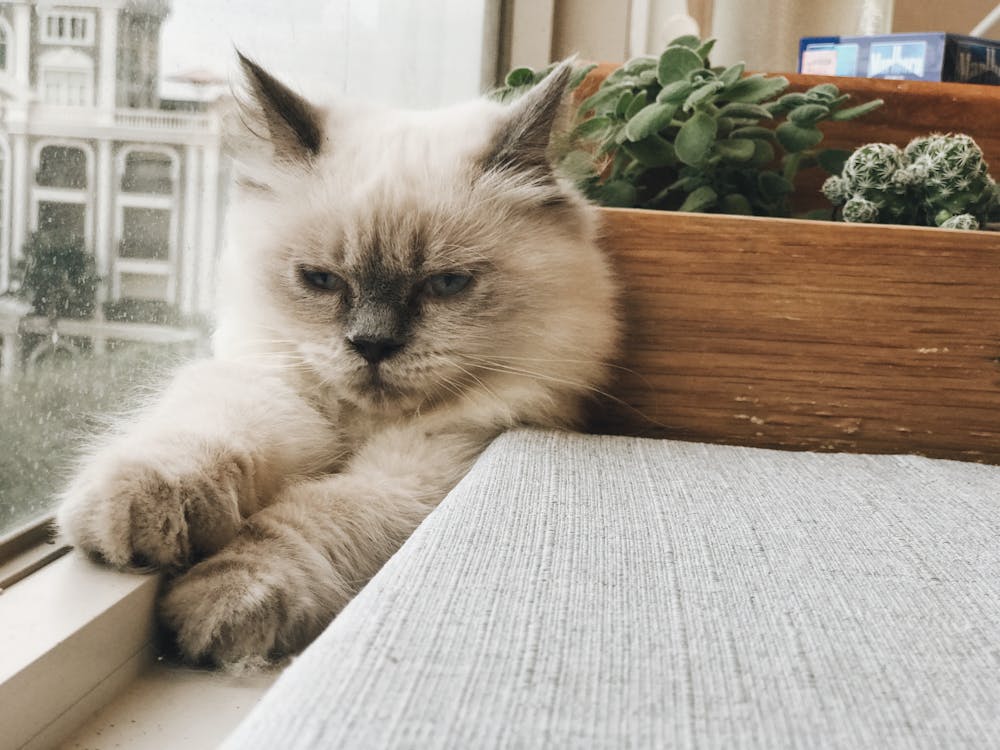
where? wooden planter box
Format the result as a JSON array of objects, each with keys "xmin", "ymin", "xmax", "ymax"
[{"xmin": 583, "ymin": 75, "xmax": 1000, "ymax": 463}]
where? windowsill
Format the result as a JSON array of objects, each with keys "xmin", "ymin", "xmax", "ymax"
[
  {"xmin": 0, "ymin": 551, "xmax": 280, "ymax": 749},
  {"xmin": 61, "ymin": 657, "xmax": 278, "ymax": 749},
  {"xmin": 0, "ymin": 551, "xmax": 159, "ymax": 749}
]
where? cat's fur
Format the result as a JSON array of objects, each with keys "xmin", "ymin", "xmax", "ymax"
[{"xmin": 57, "ymin": 55, "xmax": 620, "ymax": 667}]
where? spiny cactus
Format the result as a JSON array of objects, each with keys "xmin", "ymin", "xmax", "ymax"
[
  {"xmin": 823, "ymin": 143, "xmax": 913, "ymax": 224},
  {"xmin": 826, "ymin": 133, "xmax": 999, "ymax": 230},
  {"xmin": 900, "ymin": 134, "xmax": 998, "ymax": 229}
]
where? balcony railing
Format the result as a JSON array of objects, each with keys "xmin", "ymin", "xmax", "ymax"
[
  {"xmin": 113, "ymin": 108, "xmax": 215, "ymax": 132},
  {"xmin": 29, "ymin": 104, "xmax": 218, "ymax": 135}
]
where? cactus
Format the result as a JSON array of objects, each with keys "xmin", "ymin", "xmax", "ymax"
[
  {"xmin": 827, "ymin": 133, "xmax": 999, "ymax": 230},
  {"xmin": 900, "ymin": 134, "xmax": 998, "ymax": 229},
  {"xmin": 822, "ymin": 143, "xmax": 913, "ymax": 224}
]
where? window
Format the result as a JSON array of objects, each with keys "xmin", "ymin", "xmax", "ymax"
[
  {"xmin": 0, "ymin": 22, "xmax": 10, "ymax": 73},
  {"xmin": 37, "ymin": 49, "xmax": 94, "ymax": 106},
  {"xmin": 122, "ymin": 151, "xmax": 174, "ymax": 194},
  {"xmin": 41, "ymin": 68, "xmax": 92, "ymax": 106},
  {"xmin": 37, "ymin": 201, "xmax": 86, "ymax": 244},
  {"xmin": 40, "ymin": 10, "xmax": 95, "ymax": 46},
  {"xmin": 37, "ymin": 145, "xmax": 88, "ymax": 189},
  {"xmin": 120, "ymin": 207, "xmax": 170, "ymax": 260}
]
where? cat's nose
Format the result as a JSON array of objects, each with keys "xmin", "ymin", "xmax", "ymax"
[{"xmin": 347, "ymin": 336, "xmax": 405, "ymax": 364}]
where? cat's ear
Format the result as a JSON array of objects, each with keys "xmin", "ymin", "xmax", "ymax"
[
  {"xmin": 484, "ymin": 60, "xmax": 574, "ymax": 180},
  {"xmin": 235, "ymin": 51, "xmax": 326, "ymax": 165}
]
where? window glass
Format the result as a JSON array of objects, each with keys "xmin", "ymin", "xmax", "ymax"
[
  {"xmin": 120, "ymin": 207, "xmax": 170, "ymax": 260},
  {"xmin": 37, "ymin": 145, "xmax": 88, "ymax": 189},
  {"xmin": 0, "ymin": 0, "xmax": 499, "ymax": 541},
  {"xmin": 37, "ymin": 201, "xmax": 86, "ymax": 243},
  {"xmin": 122, "ymin": 151, "xmax": 173, "ymax": 194}
]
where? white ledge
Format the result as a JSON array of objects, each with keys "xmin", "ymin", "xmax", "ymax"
[{"xmin": 0, "ymin": 552, "xmax": 159, "ymax": 750}]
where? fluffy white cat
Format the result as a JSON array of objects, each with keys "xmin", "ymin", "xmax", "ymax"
[{"xmin": 58, "ymin": 55, "xmax": 620, "ymax": 667}]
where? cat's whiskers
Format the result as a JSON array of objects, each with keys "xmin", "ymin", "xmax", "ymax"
[
  {"xmin": 464, "ymin": 355, "xmax": 666, "ymax": 428},
  {"xmin": 439, "ymin": 357, "xmax": 503, "ymax": 404}
]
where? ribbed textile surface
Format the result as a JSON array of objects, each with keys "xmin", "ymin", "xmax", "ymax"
[{"xmin": 223, "ymin": 430, "xmax": 1000, "ymax": 749}]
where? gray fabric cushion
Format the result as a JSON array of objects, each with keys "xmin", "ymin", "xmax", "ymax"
[{"xmin": 224, "ymin": 430, "xmax": 1000, "ymax": 749}]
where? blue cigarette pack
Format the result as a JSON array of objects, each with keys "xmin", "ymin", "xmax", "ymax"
[{"xmin": 798, "ymin": 32, "xmax": 1000, "ymax": 85}]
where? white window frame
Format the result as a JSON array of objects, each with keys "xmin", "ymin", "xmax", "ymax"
[
  {"xmin": 0, "ymin": 135, "xmax": 11, "ymax": 294},
  {"xmin": 114, "ymin": 145, "xmax": 180, "ymax": 304},
  {"xmin": 0, "ymin": 541, "xmax": 159, "ymax": 750},
  {"xmin": 36, "ymin": 48, "xmax": 95, "ymax": 107},
  {"xmin": 30, "ymin": 139, "xmax": 94, "ymax": 247},
  {"xmin": 0, "ymin": 17, "xmax": 14, "ymax": 76},
  {"xmin": 39, "ymin": 9, "xmax": 96, "ymax": 46}
]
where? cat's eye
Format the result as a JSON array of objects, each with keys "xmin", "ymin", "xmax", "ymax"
[
  {"xmin": 299, "ymin": 267, "xmax": 346, "ymax": 293},
  {"xmin": 426, "ymin": 273, "xmax": 473, "ymax": 298}
]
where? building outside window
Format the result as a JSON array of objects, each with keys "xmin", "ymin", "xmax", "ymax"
[
  {"xmin": 40, "ymin": 10, "xmax": 96, "ymax": 45},
  {"xmin": 0, "ymin": 0, "xmax": 227, "ymax": 534},
  {"xmin": 0, "ymin": 21, "xmax": 10, "ymax": 72}
]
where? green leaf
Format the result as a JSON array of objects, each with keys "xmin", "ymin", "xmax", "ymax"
[
  {"xmin": 679, "ymin": 185, "xmax": 718, "ymax": 212},
  {"xmin": 656, "ymin": 80, "xmax": 694, "ymax": 103},
  {"xmin": 714, "ymin": 138, "xmax": 756, "ymax": 162},
  {"xmin": 572, "ymin": 115, "xmax": 613, "ymax": 141},
  {"xmin": 624, "ymin": 102, "xmax": 678, "ymax": 141},
  {"xmin": 775, "ymin": 121, "xmax": 824, "ymax": 152},
  {"xmin": 757, "ymin": 171, "xmax": 794, "ymax": 200},
  {"xmin": 830, "ymin": 99, "xmax": 884, "ymax": 121},
  {"xmin": 682, "ymin": 80, "xmax": 724, "ymax": 111},
  {"xmin": 624, "ymin": 91, "xmax": 649, "ymax": 120},
  {"xmin": 769, "ymin": 92, "xmax": 808, "ymax": 115},
  {"xmin": 615, "ymin": 91, "xmax": 636, "ymax": 118},
  {"xmin": 816, "ymin": 148, "xmax": 851, "ymax": 175},
  {"xmin": 723, "ymin": 74, "xmax": 789, "ymax": 103},
  {"xmin": 748, "ymin": 139, "xmax": 776, "ymax": 166},
  {"xmin": 696, "ymin": 39, "xmax": 717, "ymax": 60},
  {"xmin": 623, "ymin": 56, "xmax": 657, "ymax": 74},
  {"xmin": 719, "ymin": 193, "xmax": 754, "ymax": 215},
  {"xmin": 505, "ymin": 67, "xmax": 536, "ymax": 87},
  {"xmin": 675, "ymin": 110, "xmax": 718, "ymax": 166},
  {"xmin": 579, "ymin": 83, "xmax": 632, "ymax": 115},
  {"xmin": 720, "ymin": 63, "xmax": 745, "ymax": 86},
  {"xmin": 568, "ymin": 63, "xmax": 598, "ymax": 90},
  {"xmin": 806, "ymin": 82, "xmax": 840, "ymax": 100},
  {"xmin": 667, "ymin": 174, "xmax": 707, "ymax": 193},
  {"xmin": 621, "ymin": 134, "xmax": 677, "ymax": 167},
  {"xmin": 560, "ymin": 149, "xmax": 599, "ymax": 180},
  {"xmin": 718, "ymin": 103, "xmax": 773, "ymax": 120},
  {"xmin": 658, "ymin": 46, "xmax": 705, "ymax": 85},
  {"xmin": 731, "ymin": 126, "xmax": 776, "ymax": 140},
  {"xmin": 597, "ymin": 179, "xmax": 638, "ymax": 208},
  {"xmin": 788, "ymin": 103, "xmax": 830, "ymax": 125},
  {"xmin": 668, "ymin": 35, "xmax": 701, "ymax": 49}
]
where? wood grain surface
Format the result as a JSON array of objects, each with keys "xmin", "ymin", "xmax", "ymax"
[{"xmin": 587, "ymin": 208, "xmax": 1000, "ymax": 463}]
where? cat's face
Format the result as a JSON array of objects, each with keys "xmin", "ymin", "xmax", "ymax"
[{"xmin": 219, "ymin": 56, "xmax": 618, "ymax": 423}]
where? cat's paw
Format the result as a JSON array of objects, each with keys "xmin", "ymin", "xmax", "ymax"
[
  {"xmin": 58, "ymin": 439, "xmax": 257, "ymax": 571},
  {"xmin": 160, "ymin": 539, "xmax": 328, "ymax": 667}
]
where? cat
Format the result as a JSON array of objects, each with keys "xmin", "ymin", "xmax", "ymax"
[{"xmin": 57, "ymin": 54, "xmax": 620, "ymax": 668}]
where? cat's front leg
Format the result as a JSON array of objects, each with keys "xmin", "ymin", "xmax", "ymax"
[
  {"xmin": 58, "ymin": 359, "xmax": 339, "ymax": 570},
  {"xmin": 160, "ymin": 424, "xmax": 492, "ymax": 666}
]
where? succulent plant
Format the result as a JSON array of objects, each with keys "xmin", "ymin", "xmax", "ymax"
[
  {"xmin": 822, "ymin": 143, "xmax": 914, "ymax": 224},
  {"xmin": 901, "ymin": 134, "xmax": 998, "ymax": 229},
  {"xmin": 493, "ymin": 36, "xmax": 883, "ymax": 217},
  {"xmin": 825, "ymin": 133, "xmax": 1000, "ymax": 230}
]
